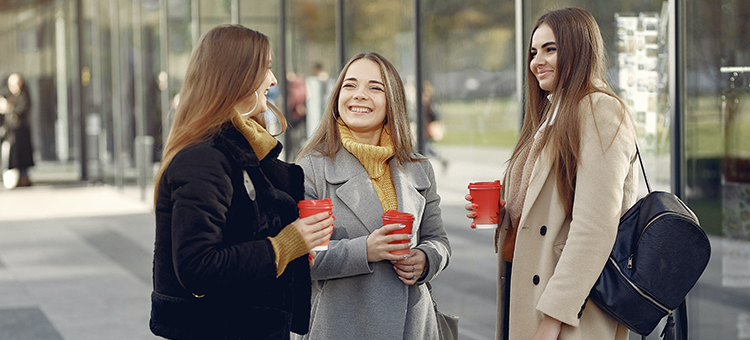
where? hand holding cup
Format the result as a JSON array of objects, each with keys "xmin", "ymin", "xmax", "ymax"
[
  {"xmin": 298, "ymin": 198, "xmax": 335, "ymax": 251},
  {"xmin": 466, "ymin": 181, "xmax": 504, "ymax": 229}
]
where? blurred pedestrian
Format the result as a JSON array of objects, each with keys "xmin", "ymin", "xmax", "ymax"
[
  {"xmin": 295, "ymin": 52, "xmax": 451, "ymax": 340},
  {"xmin": 466, "ymin": 7, "xmax": 637, "ymax": 340},
  {"xmin": 0, "ymin": 73, "xmax": 34, "ymax": 188},
  {"xmin": 150, "ymin": 24, "xmax": 333, "ymax": 340}
]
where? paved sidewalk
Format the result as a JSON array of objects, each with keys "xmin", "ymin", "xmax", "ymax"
[{"xmin": 0, "ymin": 184, "xmax": 158, "ymax": 340}]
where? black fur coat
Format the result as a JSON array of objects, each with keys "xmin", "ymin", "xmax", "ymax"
[{"xmin": 150, "ymin": 124, "xmax": 309, "ymax": 339}]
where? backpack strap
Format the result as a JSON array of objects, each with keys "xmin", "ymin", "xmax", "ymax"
[{"xmin": 635, "ymin": 144, "xmax": 652, "ymax": 193}]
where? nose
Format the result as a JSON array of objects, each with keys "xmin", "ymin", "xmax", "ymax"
[
  {"xmin": 353, "ymin": 87, "xmax": 368, "ymax": 100},
  {"xmin": 269, "ymin": 71, "xmax": 278, "ymax": 87}
]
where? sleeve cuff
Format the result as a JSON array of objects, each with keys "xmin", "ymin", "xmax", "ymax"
[{"xmin": 268, "ymin": 224, "xmax": 309, "ymax": 277}]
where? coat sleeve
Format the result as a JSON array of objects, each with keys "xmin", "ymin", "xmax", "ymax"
[
  {"xmin": 167, "ymin": 146, "xmax": 278, "ymax": 296},
  {"xmin": 536, "ymin": 94, "xmax": 636, "ymax": 327},
  {"xmin": 297, "ymin": 154, "xmax": 374, "ymax": 280},
  {"xmin": 414, "ymin": 159, "xmax": 451, "ymax": 284}
]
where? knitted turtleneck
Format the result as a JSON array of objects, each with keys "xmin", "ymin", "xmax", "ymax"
[
  {"xmin": 338, "ymin": 120, "xmax": 398, "ymax": 212},
  {"xmin": 231, "ymin": 111, "xmax": 309, "ymax": 277},
  {"xmin": 230, "ymin": 112, "xmax": 278, "ymax": 160}
]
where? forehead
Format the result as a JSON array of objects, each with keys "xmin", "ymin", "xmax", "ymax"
[
  {"xmin": 531, "ymin": 24, "xmax": 556, "ymax": 48},
  {"xmin": 344, "ymin": 59, "xmax": 383, "ymax": 81}
]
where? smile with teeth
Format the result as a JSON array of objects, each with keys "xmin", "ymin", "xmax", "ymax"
[{"xmin": 349, "ymin": 106, "xmax": 371, "ymax": 113}]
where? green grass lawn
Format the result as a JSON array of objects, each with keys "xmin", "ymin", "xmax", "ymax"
[{"xmin": 436, "ymin": 97, "xmax": 519, "ymax": 148}]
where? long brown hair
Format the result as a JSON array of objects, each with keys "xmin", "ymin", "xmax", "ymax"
[
  {"xmin": 154, "ymin": 25, "xmax": 287, "ymax": 203},
  {"xmin": 508, "ymin": 7, "xmax": 629, "ymax": 216},
  {"xmin": 296, "ymin": 52, "xmax": 419, "ymax": 164}
]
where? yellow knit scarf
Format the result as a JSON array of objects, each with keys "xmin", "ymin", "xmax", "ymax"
[
  {"xmin": 231, "ymin": 111, "xmax": 278, "ymax": 160},
  {"xmin": 338, "ymin": 121, "xmax": 398, "ymax": 212}
]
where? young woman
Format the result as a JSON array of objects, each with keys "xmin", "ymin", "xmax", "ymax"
[
  {"xmin": 150, "ymin": 25, "xmax": 333, "ymax": 340},
  {"xmin": 1, "ymin": 73, "xmax": 34, "ymax": 187},
  {"xmin": 295, "ymin": 52, "xmax": 451, "ymax": 339},
  {"xmin": 467, "ymin": 8, "xmax": 638, "ymax": 340}
]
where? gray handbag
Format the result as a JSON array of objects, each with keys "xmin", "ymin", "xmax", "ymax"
[{"xmin": 426, "ymin": 282, "xmax": 459, "ymax": 340}]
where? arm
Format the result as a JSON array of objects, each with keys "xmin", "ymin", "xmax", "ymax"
[{"xmin": 536, "ymin": 94, "xmax": 636, "ymax": 326}]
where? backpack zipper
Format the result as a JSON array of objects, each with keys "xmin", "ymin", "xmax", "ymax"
[{"xmin": 609, "ymin": 257, "xmax": 671, "ymax": 313}]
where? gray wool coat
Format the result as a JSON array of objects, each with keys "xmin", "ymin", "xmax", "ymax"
[{"xmin": 296, "ymin": 147, "xmax": 451, "ymax": 340}]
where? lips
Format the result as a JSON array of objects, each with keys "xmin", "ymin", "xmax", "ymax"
[{"xmin": 537, "ymin": 70, "xmax": 553, "ymax": 79}]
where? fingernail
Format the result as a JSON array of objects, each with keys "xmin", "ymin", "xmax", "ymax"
[
  {"xmin": 500, "ymin": 200, "xmax": 506, "ymax": 207},
  {"xmin": 407, "ymin": 234, "xmax": 412, "ymax": 238},
  {"xmin": 471, "ymin": 212, "xmax": 477, "ymax": 217},
  {"xmin": 332, "ymin": 216, "xmax": 336, "ymax": 220},
  {"xmin": 403, "ymin": 254, "xmax": 410, "ymax": 259},
  {"xmin": 467, "ymin": 195, "xmax": 473, "ymax": 200},
  {"xmin": 471, "ymin": 203, "xmax": 479, "ymax": 208},
  {"xmin": 328, "ymin": 211, "xmax": 332, "ymax": 215},
  {"xmin": 408, "ymin": 242, "xmax": 414, "ymax": 247},
  {"xmin": 308, "ymin": 254, "xmax": 313, "ymax": 260},
  {"xmin": 399, "ymin": 224, "xmax": 406, "ymax": 229}
]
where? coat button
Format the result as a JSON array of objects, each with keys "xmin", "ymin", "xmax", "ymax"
[
  {"xmin": 532, "ymin": 275, "xmax": 540, "ymax": 285},
  {"xmin": 540, "ymin": 226, "xmax": 547, "ymax": 235}
]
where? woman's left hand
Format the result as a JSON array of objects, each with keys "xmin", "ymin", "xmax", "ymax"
[
  {"xmin": 531, "ymin": 314, "xmax": 562, "ymax": 340},
  {"xmin": 392, "ymin": 249, "xmax": 428, "ymax": 285}
]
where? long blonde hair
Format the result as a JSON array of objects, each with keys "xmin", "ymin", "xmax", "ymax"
[
  {"xmin": 154, "ymin": 25, "xmax": 286, "ymax": 203},
  {"xmin": 509, "ymin": 7, "xmax": 629, "ymax": 217},
  {"xmin": 296, "ymin": 52, "xmax": 419, "ymax": 164}
]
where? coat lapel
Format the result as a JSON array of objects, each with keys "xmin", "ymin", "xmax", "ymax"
[
  {"xmin": 519, "ymin": 146, "xmax": 553, "ymax": 227},
  {"xmin": 324, "ymin": 149, "xmax": 384, "ymax": 234}
]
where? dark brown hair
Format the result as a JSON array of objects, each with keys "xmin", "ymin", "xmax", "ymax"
[{"xmin": 508, "ymin": 7, "xmax": 629, "ymax": 216}]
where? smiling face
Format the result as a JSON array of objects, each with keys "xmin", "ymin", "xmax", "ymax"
[
  {"xmin": 530, "ymin": 23, "xmax": 558, "ymax": 92},
  {"xmin": 235, "ymin": 54, "xmax": 278, "ymax": 118},
  {"xmin": 337, "ymin": 59, "xmax": 387, "ymax": 145}
]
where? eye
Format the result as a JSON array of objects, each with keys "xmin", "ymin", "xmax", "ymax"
[
  {"xmin": 530, "ymin": 51, "xmax": 537, "ymax": 59},
  {"xmin": 370, "ymin": 85, "xmax": 384, "ymax": 92},
  {"xmin": 546, "ymin": 46, "xmax": 557, "ymax": 53},
  {"xmin": 342, "ymin": 83, "xmax": 355, "ymax": 89}
]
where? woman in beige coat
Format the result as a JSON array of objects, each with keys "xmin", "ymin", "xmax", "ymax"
[{"xmin": 467, "ymin": 8, "xmax": 637, "ymax": 340}]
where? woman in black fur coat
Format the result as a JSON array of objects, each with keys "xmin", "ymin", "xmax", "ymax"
[{"xmin": 149, "ymin": 25, "xmax": 333, "ymax": 340}]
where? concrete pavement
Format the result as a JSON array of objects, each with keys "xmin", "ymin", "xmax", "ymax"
[{"xmin": 0, "ymin": 183, "xmax": 157, "ymax": 339}]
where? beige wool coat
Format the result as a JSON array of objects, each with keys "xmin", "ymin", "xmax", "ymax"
[{"xmin": 495, "ymin": 92, "xmax": 638, "ymax": 340}]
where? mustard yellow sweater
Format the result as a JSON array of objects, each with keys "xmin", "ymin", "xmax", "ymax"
[{"xmin": 338, "ymin": 122, "xmax": 398, "ymax": 212}]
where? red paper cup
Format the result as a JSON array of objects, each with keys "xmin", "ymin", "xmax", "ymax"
[
  {"xmin": 298, "ymin": 198, "xmax": 334, "ymax": 251},
  {"xmin": 382, "ymin": 210, "xmax": 414, "ymax": 255},
  {"xmin": 468, "ymin": 180, "xmax": 502, "ymax": 229}
]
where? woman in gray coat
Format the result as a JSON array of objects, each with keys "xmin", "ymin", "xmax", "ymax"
[{"xmin": 295, "ymin": 52, "xmax": 451, "ymax": 340}]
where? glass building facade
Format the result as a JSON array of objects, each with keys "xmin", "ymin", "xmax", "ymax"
[{"xmin": 0, "ymin": 0, "xmax": 748, "ymax": 338}]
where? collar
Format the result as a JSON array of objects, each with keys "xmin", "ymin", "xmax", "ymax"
[{"xmin": 231, "ymin": 110, "xmax": 278, "ymax": 161}]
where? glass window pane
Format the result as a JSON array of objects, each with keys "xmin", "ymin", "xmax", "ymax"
[
  {"xmin": 284, "ymin": 0, "xmax": 337, "ymax": 159},
  {"xmin": 685, "ymin": 0, "xmax": 750, "ymax": 338}
]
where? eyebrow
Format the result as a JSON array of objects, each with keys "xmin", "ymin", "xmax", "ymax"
[
  {"xmin": 530, "ymin": 41, "xmax": 556, "ymax": 51},
  {"xmin": 344, "ymin": 77, "xmax": 385, "ymax": 86}
]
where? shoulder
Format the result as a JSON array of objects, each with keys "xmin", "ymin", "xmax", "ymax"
[
  {"xmin": 578, "ymin": 92, "xmax": 631, "ymax": 130},
  {"xmin": 168, "ymin": 142, "xmax": 232, "ymax": 179},
  {"xmin": 578, "ymin": 92, "xmax": 624, "ymax": 115}
]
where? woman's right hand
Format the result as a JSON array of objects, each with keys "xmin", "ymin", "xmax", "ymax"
[
  {"xmin": 292, "ymin": 211, "xmax": 334, "ymax": 251},
  {"xmin": 366, "ymin": 223, "xmax": 411, "ymax": 262}
]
